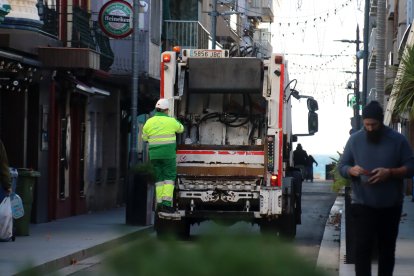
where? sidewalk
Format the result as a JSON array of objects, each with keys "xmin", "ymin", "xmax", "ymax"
[
  {"xmin": 0, "ymin": 207, "xmax": 152, "ymax": 276},
  {"xmin": 317, "ymin": 195, "xmax": 414, "ymax": 276}
]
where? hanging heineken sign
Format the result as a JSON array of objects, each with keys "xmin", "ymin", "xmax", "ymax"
[{"xmin": 99, "ymin": 0, "xmax": 133, "ymax": 39}]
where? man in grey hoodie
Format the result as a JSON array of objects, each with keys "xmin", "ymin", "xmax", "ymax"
[{"xmin": 339, "ymin": 101, "xmax": 414, "ymax": 276}]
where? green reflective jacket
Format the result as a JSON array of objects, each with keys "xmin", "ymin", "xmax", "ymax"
[{"xmin": 142, "ymin": 112, "xmax": 184, "ymax": 159}]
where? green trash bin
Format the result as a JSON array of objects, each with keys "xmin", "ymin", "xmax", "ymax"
[{"xmin": 14, "ymin": 168, "xmax": 40, "ymax": 236}]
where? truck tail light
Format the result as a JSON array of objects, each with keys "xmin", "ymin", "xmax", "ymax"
[
  {"xmin": 172, "ymin": 46, "xmax": 181, "ymax": 53},
  {"xmin": 271, "ymin": 174, "xmax": 278, "ymax": 186},
  {"xmin": 274, "ymin": 55, "xmax": 283, "ymax": 64},
  {"xmin": 163, "ymin": 53, "xmax": 171, "ymax": 63}
]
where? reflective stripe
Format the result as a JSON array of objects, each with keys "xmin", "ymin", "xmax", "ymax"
[
  {"xmin": 161, "ymin": 196, "xmax": 173, "ymax": 201},
  {"xmin": 164, "ymin": 180, "xmax": 174, "ymax": 185},
  {"xmin": 149, "ymin": 140, "xmax": 176, "ymax": 145},
  {"xmin": 149, "ymin": 134, "xmax": 175, "ymax": 139}
]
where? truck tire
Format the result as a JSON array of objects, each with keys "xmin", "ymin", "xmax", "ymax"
[
  {"xmin": 154, "ymin": 214, "xmax": 190, "ymax": 240},
  {"xmin": 279, "ymin": 213, "xmax": 296, "ymax": 240}
]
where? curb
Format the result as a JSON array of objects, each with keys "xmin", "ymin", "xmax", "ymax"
[
  {"xmin": 316, "ymin": 195, "xmax": 344, "ymax": 276},
  {"xmin": 16, "ymin": 226, "xmax": 153, "ymax": 275}
]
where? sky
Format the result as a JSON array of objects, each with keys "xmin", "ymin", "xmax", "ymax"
[{"xmin": 270, "ymin": 0, "xmax": 364, "ymax": 156}]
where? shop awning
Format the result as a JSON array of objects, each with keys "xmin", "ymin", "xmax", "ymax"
[{"xmin": 72, "ymin": 78, "xmax": 110, "ymax": 97}]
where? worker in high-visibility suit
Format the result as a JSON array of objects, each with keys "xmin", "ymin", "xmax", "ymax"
[{"xmin": 142, "ymin": 98, "xmax": 184, "ymax": 213}]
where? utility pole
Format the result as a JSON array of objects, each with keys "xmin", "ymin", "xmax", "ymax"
[
  {"xmin": 209, "ymin": 0, "xmax": 242, "ymax": 50},
  {"xmin": 334, "ymin": 26, "xmax": 362, "ymax": 130},
  {"xmin": 211, "ymin": 0, "xmax": 218, "ymax": 49},
  {"xmin": 355, "ymin": 25, "xmax": 361, "ymax": 130}
]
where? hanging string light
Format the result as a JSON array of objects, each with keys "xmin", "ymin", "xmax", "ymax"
[{"xmin": 275, "ymin": 0, "xmax": 354, "ymax": 31}]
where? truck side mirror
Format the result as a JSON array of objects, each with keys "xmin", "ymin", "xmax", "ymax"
[
  {"xmin": 307, "ymin": 98, "xmax": 319, "ymax": 112},
  {"xmin": 308, "ymin": 111, "xmax": 318, "ymax": 134}
]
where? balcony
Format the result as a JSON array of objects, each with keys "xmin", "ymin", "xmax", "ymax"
[
  {"xmin": 368, "ymin": 28, "xmax": 377, "ymax": 69},
  {"xmin": 39, "ymin": 6, "xmax": 114, "ymax": 71},
  {"xmin": 370, "ymin": 0, "xmax": 377, "ymax": 16},
  {"xmin": 253, "ymin": 29, "xmax": 272, "ymax": 58},
  {"xmin": 245, "ymin": 0, "xmax": 274, "ymax": 23},
  {"xmin": 164, "ymin": 20, "xmax": 209, "ymax": 50}
]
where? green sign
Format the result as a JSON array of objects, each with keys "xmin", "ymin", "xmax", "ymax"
[{"xmin": 99, "ymin": 0, "xmax": 133, "ymax": 39}]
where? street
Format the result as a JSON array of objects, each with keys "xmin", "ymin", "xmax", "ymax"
[{"xmin": 55, "ymin": 180, "xmax": 337, "ymax": 275}]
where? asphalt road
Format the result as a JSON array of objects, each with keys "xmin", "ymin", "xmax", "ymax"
[{"xmin": 54, "ymin": 180, "xmax": 336, "ymax": 275}]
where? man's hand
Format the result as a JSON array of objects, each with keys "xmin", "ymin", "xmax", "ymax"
[
  {"xmin": 348, "ymin": 165, "xmax": 367, "ymax": 177},
  {"xmin": 368, "ymin": 168, "xmax": 391, "ymax": 184}
]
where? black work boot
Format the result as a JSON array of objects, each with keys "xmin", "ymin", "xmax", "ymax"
[{"xmin": 159, "ymin": 205, "xmax": 176, "ymax": 213}]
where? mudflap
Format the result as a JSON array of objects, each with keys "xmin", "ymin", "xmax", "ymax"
[{"xmin": 154, "ymin": 211, "xmax": 190, "ymax": 240}]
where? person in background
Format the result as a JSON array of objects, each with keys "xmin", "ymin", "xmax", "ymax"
[
  {"xmin": 339, "ymin": 101, "xmax": 414, "ymax": 276},
  {"xmin": 305, "ymin": 155, "xmax": 318, "ymax": 182},
  {"xmin": 293, "ymin": 143, "xmax": 308, "ymax": 180},
  {"xmin": 0, "ymin": 139, "xmax": 11, "ymax": 202},
  {"xmin": 142, "ymin": 99, "xmax": 184, "ymax": 214}
]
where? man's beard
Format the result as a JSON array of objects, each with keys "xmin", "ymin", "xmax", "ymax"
[{"xmin": 366, "ymin": 129, "xmax": 382, "ymax": 144}]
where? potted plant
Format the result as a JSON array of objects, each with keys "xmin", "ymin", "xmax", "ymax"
[
  {"xmin": 330, "ymin": 151, "xmax": 350, "ymax": 193},
  {"xmin": 391, "ymin": 44, "xmax": 414, "ymax": 119}
]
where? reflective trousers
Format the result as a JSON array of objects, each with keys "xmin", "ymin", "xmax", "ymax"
[{"xmin": 151, "ymin": 158, "xmax": 176, "ymax": 207}]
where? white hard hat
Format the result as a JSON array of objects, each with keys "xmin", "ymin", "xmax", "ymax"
[{"xmin": 155, "ymin": 98, "xmax": 169, "ymax": 110}]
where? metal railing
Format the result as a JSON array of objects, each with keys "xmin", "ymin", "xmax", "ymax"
[
  {"xmin": 164, "ymin": 20, "xmax": 210, "ymax": 50},
  {"xmin": 253, "ymin": 30, "xmax": 272, "ymax": 57}
]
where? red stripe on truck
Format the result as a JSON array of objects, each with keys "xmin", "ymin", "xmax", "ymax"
[{"xmin": 278, "ymin": 64, "xmax": 285, "ymax": 187}]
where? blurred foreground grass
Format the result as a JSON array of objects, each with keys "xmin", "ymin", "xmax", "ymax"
[{"xmin": 106, "ymin": 232, "xmax": 328, "ymax": 276}]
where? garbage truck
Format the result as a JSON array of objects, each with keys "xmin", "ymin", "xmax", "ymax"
[{"xmin": 154, "ymin": 48, "xmax": 319, "ymax": 239}]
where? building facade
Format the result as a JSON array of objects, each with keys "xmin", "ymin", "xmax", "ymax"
[{"xmin": 0, "ymin": 0, "xmax": 278, "ymax": 223}]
